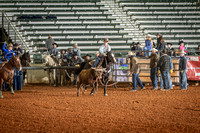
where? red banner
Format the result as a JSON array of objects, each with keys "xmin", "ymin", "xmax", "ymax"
[{"xmin": 186, "ymin": 56, "xmax": 200, "ymax": 81}]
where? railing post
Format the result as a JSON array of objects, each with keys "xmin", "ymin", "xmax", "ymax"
[
  {"xmin": 15, "ymin": 32, "xmax": 16, "ymax": 43},
  {"xmin": 8, "ymin": 22, "xmax": 10, "ymax": 36},
  {"xmin": 2, "ymin": 11, "xmax": 4, "ymax": 41}
]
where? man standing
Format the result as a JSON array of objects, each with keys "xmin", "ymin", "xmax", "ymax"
[
  {"xmin": 92, "ymin": 38, "xmax": 111, "ymax": 67},
  {"xmin": 179, "ymin": 50, "xmax": 187, "ymax": 90},
  {"xmin": 71, "ymin": 53, "xmax": 83, "ymax": 86},
  {"xmin": 45, "ymin": 34, "xmax": 55, "ymax": 51},
  {"xmin": 128, "ymin": 51, "xmax": 144, "ymax": 91},
  {"xmin": 149, "ymin": 48, "xmax": 159, "ymax": 90},
  {"xmin": 158, "ymin": 49, "xmax": 170, "ymax": 90}
]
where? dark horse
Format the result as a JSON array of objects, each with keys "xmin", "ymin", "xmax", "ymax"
[
  {"xmin": 0, "ymin": 55, "xmax": 22, "ymax": 98},
  {"xmin": 21, "ymin": 52, "xmax": 31, "ymax": 85}
]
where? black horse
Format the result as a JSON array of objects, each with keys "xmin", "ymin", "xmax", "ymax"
[
  {"xmin": 21, "ymin": 52, "xmax": 31, "ymax": 85},
  {"xmin": 91, "ymin": 51, "xmax": 116, "ymax": 96}
]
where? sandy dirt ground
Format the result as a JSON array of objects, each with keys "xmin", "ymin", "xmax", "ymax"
[{"xmin": 0, "ymin": 84, "xmax": 200, "ymax": 133}]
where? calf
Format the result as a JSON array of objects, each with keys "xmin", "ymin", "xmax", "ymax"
[{"xmin": 77, "ymin": 68, "xmax": 103, "ymax": 96}]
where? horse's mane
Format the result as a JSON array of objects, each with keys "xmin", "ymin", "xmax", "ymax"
[{"xmin": 44, "ymin": 55, "xmax": 57, "ymax": 66}]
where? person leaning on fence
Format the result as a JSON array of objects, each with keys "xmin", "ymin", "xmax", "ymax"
[
  {"xmin": 144, "ymin": 34, "xmax": 153, "ymax": 57},
  {"xmin": 160, "ymin": 54, "xmax": 173, "ymax": 90},
  {"xmin": 14, "ymin": 43, "xmax": 23, "ymax": 55},
  {"xmin": 148, "ymin": 48, "xmax": 159, "ymax": 90},
  {"xmin": 92, "ymin": 51, "xmax": 101, "ymax": 67},
  {"xmin": 179, "ymin": 50, "xmax": 187, "ymax": 90},
  {"xmin": 73, "ymin": 43, "xmax": 84, "ymax": 62},
  {"xmin": 158, "ymin": 49, "xmax": 171, "ymax": 90},
  {"xmin": 130, "ymin": 42, "xmax": 137, "ymax": 51},
  {"xmin": 128, "ymin": 51, "xmax": 144, "ymax": 91},
  {"xmin": 166, "ymin": 43, "xmax": 175, "ymax": 57},
  {"xmin": 2, "ymin": 43, "xmax": 16, "ymax": 61},
  {"xmin": 135, "ymin": 42, "xmax": 143, "ymax": 57},
  {"xmin": 45, "ymin": 34, "xmax": 55, "ymax": 51},
  {"xmin": 49, "ymin": 43, "xmax": 59, "ymax": 61}
]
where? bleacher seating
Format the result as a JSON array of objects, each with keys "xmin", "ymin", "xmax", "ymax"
[
  {"xmin": 116, "ymin": 0, "xmax": 200, "ymax": 49},
  {"xmin": 0, "ymin": 0, "xmax": 133, "ymax": 56},
  {"xmin": 0, "ymin": 0, "xmax": 200, "ymax": 58}
]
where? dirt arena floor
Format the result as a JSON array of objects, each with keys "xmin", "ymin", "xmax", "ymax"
[{"xmin": 0, "ymin": 84, "xmax": 200, "ymax": 133}]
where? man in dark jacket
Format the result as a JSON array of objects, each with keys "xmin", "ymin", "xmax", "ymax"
[
  {"xmin": 71, "ymin": 53, "xmax": 83, "ymax": 86},
  {"xmin": 158, "ymin": 49, "xmax": 170, "ymax": 90},
  {"xmin": 14, "ymin": 43, "xmax": 23, "ymax": 55},
  {"xmin": 148, "ymin": 48, "xmax": 159, "ymax": 90},
  {"xmin": 135, "ymin": 42, "xmax": 143, "ymax": 57},
  {"xmin": 128, "ymin": 51, "xmax": 144, "ymax": 91},
  {"xmin": 179, "ymin": 50, "xmax": 187, "ymax": 90},
  {"xmin": 166, "ymin": 43, "xmax": 175, "ymax": 57}
]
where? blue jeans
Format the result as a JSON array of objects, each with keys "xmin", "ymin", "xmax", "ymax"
[
  {"xmin": 180, "ymin": 70, "xmax": 187, "ymax": 89},
  {"xmin": 160, "ymin": 72, "xmax": 172, "ymax": 89},
  {"xmin": 161, "ymin": 71, "xmax": 170, "ymax": 89},
  {"xmin": 92, "ymin": 56, "xmax": 101, "ymax": 67},
  {"xmin": 132, "ymin": 73, "xmax": 144, "ymax": 90},
  {"xmin": 143, "ymin": 47, "xmax": 152, "ymax": 57},
  {"xmin": 150, "ymin": 68, "xmax": 158, "ymax": 89}
]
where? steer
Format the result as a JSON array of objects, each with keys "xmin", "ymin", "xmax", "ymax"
[{"xmin": 77, "ymin": 68, "xmax": 104, "ymax": 96}]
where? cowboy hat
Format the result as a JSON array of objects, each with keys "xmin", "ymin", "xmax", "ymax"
[
  {"xmin": 152, "ymin": 48, "xmax": 158, "ymax": 52},
  {"xmin": 179, "ymin": 40, "xmax": 184, "ymax": 45},
  {"xmin": 103, "ymin": 38, "xmax": 110, "ymax": 42},
  {"xmin": 128, "ymin": 51, "xmax": 135, "ymax": 56},
  {"xmin": 52, "ymin": 43, "xmax": 58, "ymax": 47},
  {"xmin": 85, "ymin": 54, "xmax": 92, "ymax": 57},
  {"xmin": 146, "ymin": 34, "xmax": 151, "ymax": 37},
  {"xmin": 179, "ymin": 50, "xmax": 186, "ymax": 54},
  {"xmin": 95, "ymin": 51, "xmax": 99, "ymax": 54},
  {"xmin": 167, "ymin": 43, "xmax": 172, "ymax": 46},
  {"xmin": 162, "ymin": 49, "xmax": 168, "ymax": 54},
  {"xmin": 7, "ymin": 43, "xmax": 13, "ymax": 47}
]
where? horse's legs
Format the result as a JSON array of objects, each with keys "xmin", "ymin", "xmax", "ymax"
[
  {"xmin": 0, "ymin": 79, "xmax": 3, "ymax": 98},
  {"xmin": 53, "ymin": 69, "xmax": 56, "ymax": 86},
  {"xmin": 77, "ymin": 82, "xmax": 81, "ymax": 96},
  {"xmin": 90, "ymin": 83, "xmax": 96, "ymax": 96},
  {"xmin": 9, "ymin": 79, "xmax": 14, "ymax": 94},
  {"xmin": 104, "ymin": 80, "xmax": 109, "ymax": 96},
  {"xmin": 48, "ymin": 70, "xmax": 51, "ymax": 86}
]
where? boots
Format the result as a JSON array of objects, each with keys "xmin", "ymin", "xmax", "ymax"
[
  {"xmin": 0, "ymin": 91, "xmax": 3, "ymax": 98},
  {"xmin": 10, "ymin": 87, "xmax": 14, "ymax": 94}
]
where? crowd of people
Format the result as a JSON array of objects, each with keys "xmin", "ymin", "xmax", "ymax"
[
  {"xmin": 130, "ymin": 33, "xmax": 200, "ymax": 57},
  {"xmin": 1, "ymin": 33, "xmax": 196, "ymax": 90}
]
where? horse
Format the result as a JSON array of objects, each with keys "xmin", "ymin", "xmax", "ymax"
[
  {"xmin": 21, "ymin": 52, "xmax": 31, "ymax": 85},
  {"xmin": 0, "ymin": 55, "xmax": 22, "ymax": 98},
  {"xmin": 91, "ymin": 51, "xmax": 117, "ymax": 96},
  {"xmin": 43, "ymin": 55, "xmax": 58, "ymax": 86},
  {"xmin": 58, "ymin": 58, "xmax": 72, "ymax": 86}
]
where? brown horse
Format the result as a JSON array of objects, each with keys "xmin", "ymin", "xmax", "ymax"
[{"xmin": 0, "ymin": 55, "xmax": 22, "ymax": 98}]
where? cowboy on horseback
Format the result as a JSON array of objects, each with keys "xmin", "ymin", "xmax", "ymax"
[
  {"xmin": 92, "ymin": 38, "xmax": 111, "ymax": 68},
  {"xmin": 2, "ymin": 43, "xmax": 16, "ymax": 61}
]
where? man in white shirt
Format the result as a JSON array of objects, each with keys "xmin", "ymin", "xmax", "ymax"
[{"xmin": 92, "ymin": 38, "xmax": 111, "ymax": 67}]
